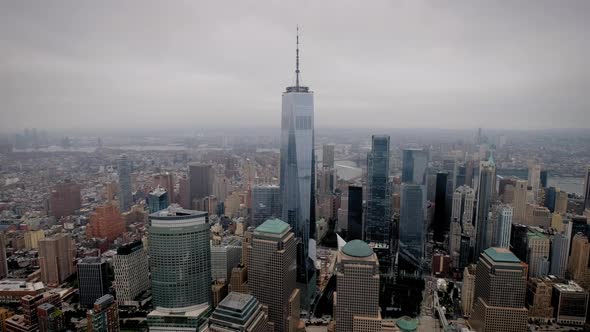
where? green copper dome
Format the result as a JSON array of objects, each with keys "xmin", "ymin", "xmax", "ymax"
[
  {"xmin": 255, "ymin": 218, "xmax": 290, "ymax": 234},
  {"xmin": 395, "ymin": 316, "xmax": 418, "ymax": 331},
  {"xmin": 342, "ymin": 240, "xmax": 373, "ymax": 257}
]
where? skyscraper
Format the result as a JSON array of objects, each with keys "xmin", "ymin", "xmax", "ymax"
[
  {"xmin": 38, "ymin": 234, "xmax": 75, "ymax": 287},
  {"xmin": 117, "ymin": 155, "xmax": 133, "ymax": 212},
  {"xmin": 550, "ymin": 221, "xmax": 572, "ymax": 278},
  {"xmin": 248, "ymin": 219, "xmax": 298, "ymax": 332},
  {"xmin": 251, "ymin": 185, "xmax": 281, "ymax": 228},
  {"xmin": 474, "ymin": 159, "xmax": 495, "ymax": 256},
  {"xmin": 568, "ymin": 234, "xmax": 590, "ymax": 289},
  {"xmin": 77, "ymin": 257, "xmax": 110, "ymax": 307},
  {"xmin": 188, "ymin": 163, "xmax": 213, "ymax": 209},
  {"xmin": 147, "ymin": 207, "xmax": 212, "ymax": 331},
  {"xmin": 469, "ymin": 248, "xmax": 528, "ymax": 332},
  {"xmin": 147, "ymin": 186, "xmax": 168, "ymax": 213},
  {"xmin": 0, "ymin": 233, "xmax": 8, "ymax": 279},
  {"xmin": 528, "ymin": 163, "xmax": 541, "ymax": 201},
  {"xmin": 365, "ymin": 135, "xmax": 391, "ymax": 244},
  {"xmin": 113, "ymin": 241, "xmax": 150, "ymax": 306},
  {"xmin": 402, "ymin": 148, "xmax": 428, "ymax": 185},
  {"xmin": 347, "ymin": 186, "xmax": 363, "ymax": 241},
  {"xmin": 335, "ymin": 240, "xmax": 381, "ymax": 332},
  {"xmin": 153, "ymin": 172, "xmax": 175, "ymax": 204},
  {"xmin": 149, "ymin": 207, "xmax": 211, "ymax": 308},
  {"xmin": 433, "ymin": 172, "xmax": 448, "ymax": 242},
  {"xmin": 451, "ymin": 185, "xmax": 475, "ymax": 226},
  {"xmin": 526, "ymin": 230, "xmax": 550, "ymax": 278},
  {"xmin": 492, "ymin": 204, "xmax": 512, "ymax": 249},
  {"xmin": 279, "ymin": 30, "xmax": 316, "ymax": 308},
  {"xmin": 322, "ymin": 144, "xmax": 335, "ymax": 168},
  {"xmin": 400, "ymin": 183, "xmax": 425, "ymax": 259},
  {"xmin": 513, "ymin": 180, "xmax": 528, "ymax": 224}
]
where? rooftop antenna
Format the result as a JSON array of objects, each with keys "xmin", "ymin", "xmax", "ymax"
[{"xmin": 296, "ymin": 25, "xmax": 300, "ymax": 89}]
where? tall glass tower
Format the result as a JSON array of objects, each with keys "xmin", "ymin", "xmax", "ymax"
[
  {"xmin": 279, "ymin": 28, "xmax": 316, "ymax": 308},
  {"xmin": 117, "ymin": 155, "xmax": 133, "ymax": 212},
  {"xmin": 365, "ymin": 135, "xmax": 391, "ymax": 244},
  {"xmin": 474, "ymin": 157, "xmax": 496, "ymax": 256}
]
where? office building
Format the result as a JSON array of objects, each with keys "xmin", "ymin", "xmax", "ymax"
[
  {"xmin": 248, "ymin": 219, "xmax": 298, "ymax": 332},
  {"xmin": 540, "ymin": 170, "xmax": 548, "ymax": 188},
  {"xmin": 188, "ymin": 163, "xmax": 213, "ymax": 209},
  {"xmin": 433, "ymin": 172, "xmax": 448, "ymax": 242},
  {"xmin": 209, "ymin": 292, "xmax": 271, "ymax": 332},
  {"xmin": 78, "ymin": 257, "xmax": 110, "ymax": 307},
  {"xmin": 526, "ymin": 277, "xmax": 554, "ymax": 323},
  {"xmin": 567, "ymin": 234, "xmax": 590, "ymax": 289},
  {"xmin": 365, "ymin": 135, "xmax": 391, "ymax": 244},
  {"xmin": 149, "ymin": 207, "xmax": 211, "ymax": 308},
  {"xmin": 147, "ymin": 186, "xmax": 168, "ymax": 213},
  {"xmin": 49, "ymin": 181, "xmax": 81, "ymax": 218},
  {"xmin": 513, "ymin": 180, "xmax": 528, "ymax": 224},
  {"xmin": 555, "ymin": 190, "xmax": 568, "ymax": 214},
  {"xmin": 228, "ymin": 265, "xmax": 249, "ymax": 295},
  {"xmin": 584, "ymin": 166, "xmax": 590, "ymax": 212},
  {"xmin": 528, "ymin": 163, "xmax": 541, "ymax": 201},
  {"xmin": 449, "ymin": 218, "xmax": 462, "ymax": 268},
  {"xmin": 153, "ymin": 172, "xmax": 175, "ymax": 204},
  {"xmin": 347, "ymin": 186, "xmax": 363, "ymax": 241},
  {"xmin": 474, "ymin": 159, "xmax": 495, "ymax": 256},
  {"xmin": 545, "ymin": 186, "xmax": 557, "ymax": 212},
  {"xmin": 147, "ymin": 207, "xmax": 212, "ymax": 331},
  {"xmin": 37, "ymin": 303, "xmax": 65, "ymax": 332},
  {"xmin": 317, "ymin": 166, "xmax": 336, "ymax": 196},
  {"xmin": 86, "ymin": 204, "xmax": 126, "ymax": 241},
  {"xmin": 461, "ymin": 265, "xmax": 476, "ymax": 317},
  {"xmin": 402, "ymin": 148, "xmax": 428, "ymax": 185},
  {"xmin": 87, "ymin": 295, "xmax": 120, "ymax": 332},
  {"xmin": 335, "ymin": 240, "xmax": 381, "ymax": 332},
  {"xmin": 113, "ymin": 241, "xmax": 150, "ymax": 306},
  {"xmin": 525, "ymin": 204, "xmax": 551, "ymax": 228},
  {"xmin": 451, "ymin": 186, "xmax": 475, "ymax": 227},
  {"xmin": 550, "ymin": 221, "xmax": 572, "ymax": 278},
  {"xmin": 0, "ymin": 233, "xmax": 8, "ymax": 279},
  {"xmin": 493, "ymin": 205, "xmax": 512, "ymax": 248},
  {"xmin": 527, "ymin": 230, "xmax": 550, "ymax": 278},
  {"xmin": 117, "ymin": 155, "xmax": 133, "ymax": 212},
  {"xmin": 279, "ymin": 33, "xmax": 316, "ymax": 309},
  {"xmin": 552, "ymin": 282, "xmax": 588, "ymax": 326},
  {"xmin": 470, "ymin": 248, "xmax": 528, "ymax": 332},
  {"xmin": 322, "ymin": 144, "xmax": 335, "ymax": 168},
  {"xmin": 38, "ymin": 234, "xmax": 75, "ymax": 286},
  {"xmin": 211, "ymin": 238, "xmax": 242, "ymax": 282},
  {"xmin": 400, "ymin": 183, "xmax": 425, "ymax": 259},
  {"xmin": 251, "ymin": 185, "xmax": 281, "ymax": 228}
]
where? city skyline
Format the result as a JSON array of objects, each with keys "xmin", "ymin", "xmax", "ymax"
[{"xmin": 2, "ymin": 1, "xmax": 590, "ymax": 131}]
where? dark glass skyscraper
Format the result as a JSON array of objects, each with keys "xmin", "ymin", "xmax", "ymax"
[
  {"xmin": 365, "ymin": 135, "xmax": 391, "ymax": 244},
  {"xmin": 347, "ymin": 186, "xmax": 363, "ymax": 241},
  {"xmin": 117, "ymin": 155, "xmax": 133, "ymax": 212},
  {"xmin": 433, "ymin": 172, "xmax": 448, "ymax": 242},
  {"xmin": 279, "ymin": 30, "xmax": 316, "ymax": 309},
  {"xmin": 474, "ymin": 159, "xmax": 495, "ymax": 256},
  {"xmin": 584, "ymin": 166, "xmax": 590, "ymax": 211},
  {"xmin": 400, "ymin": 183, "xmax": 425, "ymax": 259}
]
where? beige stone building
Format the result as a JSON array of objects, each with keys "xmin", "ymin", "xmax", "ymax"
[{"xmin": 38, "ymin": 234, "xmax": 75, "ymax": 286}]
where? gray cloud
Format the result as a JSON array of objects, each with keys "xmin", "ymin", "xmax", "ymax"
[{"xmin": 1, "ymin": 0, "xmax": 589, "ymax": 131}]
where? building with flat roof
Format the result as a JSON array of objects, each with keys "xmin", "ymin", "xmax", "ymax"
[
  {"xmin": 469, "ymin": 247, "xmax": 528, "ymax": 332},
  {"xmin": 552, "ymin": 282, "xmax": 588, "ymax": 326},
  {"xmin": 87, "ymin": 294, "xmax": 119, "ymax": 332},
  {"xmin": 147, "ymin": 186, "xmax": 169, "ymax": 213},
  {"xmin": 0, "ymin": 280, "xmax": 45, "ymax": 304},
  {"xmin": 113, "ymin": 241, "xmax": 150, "ymax": 306},
  {"xmin": 77, "ymin": 257, "xmax": 110, "ymax": 307},
  {"xmin": 526, "ymin": 277, "xmax": 555, "ymax": 323},
  {"xmin": 211, "ymin": 238, "xmax": 242, "ymax": 282},
  {"xmin": 38, "ymin": 233, "xmax": 75, "ymax": 287},
  {"xmin": 251, "ymin": 185, "xmax": 281, "ymax": 228},
  {"xmin": 209, "ymin": 292, "xmax": 271, "ymax": 331}
]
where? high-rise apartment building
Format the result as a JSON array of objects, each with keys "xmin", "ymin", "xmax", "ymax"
[
  {"xmin": 400, "ymin": 183, "xmax": 425, "ymax": 259},
  {"xmin": 49, "ymin": 181, "xmax": 81, "ymax": 218},
  {"xmin": 474, "ymin": 159, "xmax": 495, "ymax": 256},
  {"xmin": 0, "ymin": 233, "xmax": 8, "ymax": 279},
  {"xmin": 77, "ymin": 257, "xmax": 110, "ymax": 307},
  {"xmin": 335, "ymin": 240, "xmax": 381, "ymax": 332},
  {"xmin": 248, "ymin": 219, "xmax": 298, "ymax": 332},
  {"xmin": 513, "ymin": 180, "xmax": 528, "ymax": 224},
  {"xmin": 147, "ymin": 186, "xmax": 168, "ymax": 213},
  {"xmin": 38, "ymin": 234, "xmax": 75, "ymax": 286},
  {"xmin": 322, "ymin": 144, "xmax": 335, "ymax": 168},
  {"xmin": 117, "ymin": 155, "xmax": 133, "ymax": 212},
  {"xmin": 87, "ymin": 295, "xmax": 120, "ymax": 332},
  {"xmin": 188, "ymin": 163, "xmax": 213, "ymax": 209},
  {"xmin": 147, "ymin": 207, "xmax": 212, "ymax": 331},
  {"xmin": 113, "ymin": 241, "xmax": 150, "ymax": 306},
  {"xmin": 347, "ymin": 186, "xmax": 363, "ymax": 241},
  {"xmin": 365, "ymin": 135, "xmax": 391, "ymax": 245},
  {"xmin": 470, "ymin": 248, "xmax": 528, "ymax": 332},
  {"xmin": 153, "ymin": 172, "xmax": 175, "ymax": 204},
  {"xmin": 86, "ymin": 204, "xmax": 126, "ymax": 241},
  {"xmin": 209, "ymin": 292, "xmax": 271, "ymax": 332},
  {"xmin": 251, "ymin": 185, "xmax": 281, "ymax": 228},
  {"xmin": 402, "ymin": 148, "xmax": 428, "ymax": 185}
]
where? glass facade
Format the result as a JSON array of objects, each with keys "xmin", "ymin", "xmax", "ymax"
[
  {"xmin": 365, "ymin": 135, "xmax": 391, "ymax": 244},
  {"xmin": 475, "ymin": 161, "xmax": 495, "ymax": 256},
  {"xmin": 402, "ymin": 148, "xmax": 428, "ymax": 185},
  {"xmin": 400, "ymin": 183, "xmax": 425, "ymax": 259},
  {"xmin": 148, "ymin": 208, "xmax": 211, "ymax": 309},
  {"xmin": 252, "ymin": 185, "xmax": 281, "ymax": 228},
  {"xmin": 347, "ymin": 186, "xmax": 363, "ymax": 241}
]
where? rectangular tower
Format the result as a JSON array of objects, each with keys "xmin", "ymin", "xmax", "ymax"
[
  {"xmin": 117, "ymin": 155, "xmax": 133, "ymax": 212},
  {"xmin": 365, "ymin": 135, "xmax": 391, "ymax": 244}
]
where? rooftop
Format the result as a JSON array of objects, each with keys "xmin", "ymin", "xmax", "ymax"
[
  {"xmin": 149, "ymin": 205, "xmax": 207, "ymax": 219},
  {"xmin": 395, "ymin": 316, "xmax": 418, "ymax": 331},
  {"xmin": 218, "ymin": 292, "xmax": 254, "ymax": 311},
  {"xmin": 554, "ymin": 282, "xmax": 586, "ymax": 293},
  {"xmin": 0, "ymin": 279, "xmax": 45, "ymax": 292},
  {"xmin": 255, "ymin": 218, "xmax": 290, "ymax": 235},
  {"xmin": 484, "ymin": 247, "xmax": 521, "ymax": 263},
  {"xmin": 342, "ymin": 240, "xmax": 374, "ymax": 258}
]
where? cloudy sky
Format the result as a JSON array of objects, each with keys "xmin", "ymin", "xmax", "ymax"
[{"xmin": 1, "ymin": 1, "xmax": 589, "ymax": 132}]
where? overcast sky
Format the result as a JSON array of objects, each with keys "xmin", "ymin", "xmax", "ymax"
[{"xmin": 1, "ymin": 1, "xmax": 589, "ymax": 132}]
